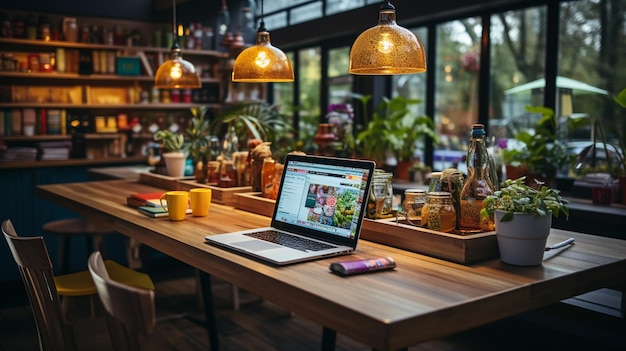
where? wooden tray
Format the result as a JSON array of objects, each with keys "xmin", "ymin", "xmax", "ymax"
[
  {"xmin": 230, "ymin": 190, "xmax": 498, "ymax": 264},
  {"xmin": 138, "ymin": 171, "xmax": 193, "ymax": 190},
  {"xmin": 178, "ymin": 180, "xmax": 252, "ymax": 206},
  {"xmin": 360, "ymin": 218, "xmax": 498, "ymax": 264},
  {"xmin": 235, "ymin": 192, "xmax": 276, "ymax": 217}
]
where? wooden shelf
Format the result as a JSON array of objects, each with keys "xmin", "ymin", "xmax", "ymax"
[
  {"xmin": 0, "ymin": 37, "xmax": 228, "ymax": 58},
  {"xmin": 0, "ymin": 71, "xmax": 221, "ymax": 84},
  {"xmin": 0, "ymin": 155, "xmax": 148, "ymax": 169},
  {"xmin": 0, "ymin": 102, "xmax": 221, "ymax": 109}
]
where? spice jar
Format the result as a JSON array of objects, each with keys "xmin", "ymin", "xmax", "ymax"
[
  {"xmin": 421, "ymin": 191, "xmax": 456, "ymax": 233},
  {"xmin": 261, "ymin": 157, "xmax": 276, "ymax": 198},
  {"xmin": 402, "ymin": 188, "xmax": 426, "ymax": 224}
]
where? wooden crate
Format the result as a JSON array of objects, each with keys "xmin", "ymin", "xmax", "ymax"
[
  {"xmin": 235, "ymin": 192, "xmax": 276, "ymax": 217},
  {"xmin": 360, "ymin": 218, "xmax": 498, "ymax": 264},
  {"xmin": 178, "ymin": 180, "xmax": 252, "ymax": 206},
  {"xmin": 138, "ymin": 171, "xmax": 193, "ymax": 190}
]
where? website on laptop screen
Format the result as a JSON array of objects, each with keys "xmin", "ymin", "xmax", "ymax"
[{"xmin": 274, "ymin": 160, "xmax": 369, "ymax": 240}]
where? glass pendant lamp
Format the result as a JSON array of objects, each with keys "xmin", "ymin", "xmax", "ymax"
[
  {"xmin": 349, "ymin": 1, "xmax": 426, "ymax": 75},
  {"xmin": 154, "ymin": 0, "xmax": 201, "ymax": 89},
  {"xmin": 231, "ymin": 0, "xmax": 294, "ymax": 82}
]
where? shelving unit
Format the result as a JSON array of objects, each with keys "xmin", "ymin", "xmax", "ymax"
[{"xmin": 0, "ymin": 37, "xmax": 230, "ymax": 167}]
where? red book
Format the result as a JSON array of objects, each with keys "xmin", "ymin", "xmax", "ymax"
[
  {"xmin": 127, "ymin": 192, "xmax": 165, "ymax": 208},
  {"xmin": 39, "ymin": 109, "xmax": 47, "ymax": 135}
]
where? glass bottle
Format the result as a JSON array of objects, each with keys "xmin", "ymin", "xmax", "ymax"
[
  {"xmin": 421, "ymin": 192, "xmax": 456, "ymax": 233},
  {"xmin": 459, "ymin": 124, "xmax": 496, "ymax": 231},
  {"xmin": 222, "ymin": 125, "xmax": 238, "ymax": 160}
]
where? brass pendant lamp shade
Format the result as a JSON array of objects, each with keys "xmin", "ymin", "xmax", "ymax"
[
  {"xmin": 349, "ymin": 1, "xmax": 426, "ymax": 75},
  {"xmin": 154, "ymin": 0, "xmax": 201, "ymax": 89},
  {"xmin": 232, "ymin": 0, "xmax": 294, "ymax": 82}
]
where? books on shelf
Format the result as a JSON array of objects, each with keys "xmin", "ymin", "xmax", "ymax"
[
  {"xmin": 0, "ymin": 146, "xmax": 37, "ymax": 162},
  {"xmin": 37, "ymin": 140, "xmax": 71, "ymax": 160}
]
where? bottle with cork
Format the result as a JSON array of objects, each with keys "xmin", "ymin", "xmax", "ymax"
[{"xmin": 459, "ymin": 124, "xmax": 497, "ymax": 231}]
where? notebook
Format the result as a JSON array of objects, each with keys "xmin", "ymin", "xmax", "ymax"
[{"xmin": 205, "ymin": 154, "xmax": 376, "ymax": 265}]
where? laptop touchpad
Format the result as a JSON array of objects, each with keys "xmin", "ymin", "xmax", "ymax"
[{"xmin": 232, "ymin": 240, "xmax": 282, "ymax": 252}]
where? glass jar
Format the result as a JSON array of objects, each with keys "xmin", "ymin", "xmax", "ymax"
[
  {"xmin": 421, "ymin": 191, "xmax": 456, "ymax": 233},
  {"xmin": 367, "ymin": 170, "xmax": 393, "ymax": 219},
  {"xmin": 402, "ymin": 188, "xmax": 426, "ymax": 224},
  {"xmin": 427, "ymin": 171, "xmax": 442, "ymax": 193}
]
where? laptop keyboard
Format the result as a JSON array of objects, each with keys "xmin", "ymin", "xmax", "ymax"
[{"xmin": 244, "ymin": 230, "xmax": 335, "ymax": 252}]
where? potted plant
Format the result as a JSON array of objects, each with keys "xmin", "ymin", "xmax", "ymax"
[
  {"xmin": 482, "ymin": 176, "xmax": 569, "ymax": 266},
  {"xmin": 501, "ymin": 106, "xmax": 574, "ymax": 186},
  {"xmin": 209, "ymin": 101, "xmax": 293, "ymax": 154},
  {"xmin": 186, "ymin": 106, "xmax": 217, "ymax": 183},
  {"xmin": 354, "ymin": 94, "xmax": 436, "ymax": 179},
  {"xmin": 154, "ymin": 129, "xmax": 186, "ymax": 178}
]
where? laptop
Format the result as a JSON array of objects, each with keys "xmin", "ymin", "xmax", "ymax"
[{"xmin": 205, "ymin": 154, "xmax": 376, "ymax": 265}]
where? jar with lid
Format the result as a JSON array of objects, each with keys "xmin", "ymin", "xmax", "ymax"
[
  {"xmin": 402, "ymin": 188, "xmax": 426, "ymax": 225},
  {"xmin": 367, "ymin": 170, "xmax": 393, "ymax": 219},
  {"xmin": 421, "ymin": 192, "xmax": 457, "ymax": 233},
  {"xmin": 427, "ymin": 171, "xmax": 442, "ymax": 193}
]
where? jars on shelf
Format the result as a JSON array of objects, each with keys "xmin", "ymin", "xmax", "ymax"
[
  {"xmin": 421, "ymin": 191, "xmax": 456, "ymax": 233},
  {"xmin": 402, "ymin": 188, "xmax": 426, "ymax": 224}
]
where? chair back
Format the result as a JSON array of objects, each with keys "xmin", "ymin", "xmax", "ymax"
[
  {"xmin": 88, "ymin": 251, "xmax": 156, "ymax": 351},
  {"xmin": 2, "ymin": 219, "xmax": 77, "ymax": 351}
]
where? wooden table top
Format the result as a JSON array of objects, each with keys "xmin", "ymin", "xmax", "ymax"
[{"xmin": 36, "ymin": 179, "xmax": 626, "ymax": 351}]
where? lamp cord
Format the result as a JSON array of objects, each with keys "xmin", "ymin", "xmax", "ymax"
[
  {"xmin": 258, "ymin": 0, "xmax": 266, "ymax": 32},
  {"xmin": 172, "ymin": 0, "xmax": 177, "ymax": 36}
]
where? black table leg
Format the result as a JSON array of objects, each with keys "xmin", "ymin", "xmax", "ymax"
[
  {"xmin": 199, "ymin": 271, "xmax": 220, "ymax": 351},
  {"xmin": 321, "ymin": 326, "xmax": 336, "ymax": 351}
]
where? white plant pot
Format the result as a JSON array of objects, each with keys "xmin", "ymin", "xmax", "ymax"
[
  {"xmin": 494, "ymin": 210, "xmax": 552, "ymax": 266},
  {"xmin": 162, "ymin": 152, "xmax": 186, "ymax": 178}
]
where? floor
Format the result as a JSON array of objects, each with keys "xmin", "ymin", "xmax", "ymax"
[{"xmin": 0, "ymin": 256, "xmax": 624, "ymax": 351}]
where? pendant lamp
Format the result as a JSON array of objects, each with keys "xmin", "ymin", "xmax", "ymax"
[
  {"xmin": 154, "ymin": 0, "xmax": 201, "ymax": 89},
  {"xmin": 349, "ymin": 1, "xmax": 426, "ymax": 75},
  {"xmin": 231, "ymin": 0, "xmax": 294, "ymax": 82}
]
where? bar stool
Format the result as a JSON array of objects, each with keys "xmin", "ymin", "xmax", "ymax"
[{"xmin": 43, "ymin": 218, "xmax": 114, "ymax": 274}]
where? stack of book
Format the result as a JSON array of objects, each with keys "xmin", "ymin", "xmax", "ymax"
[
  {"xmin": 0, "ymin": 146, "xmax": 37, "ymax": 162},
  {"xmin": 126, "ymin": 192, "xmax": 165, "ymax": 208},
  {"xmin": 38, "ymin": 141, "xmax": 72, "ymax": 160},
  {"xmin": 127, "ymin": 191, "xmax": 192, "ymax": 218}
]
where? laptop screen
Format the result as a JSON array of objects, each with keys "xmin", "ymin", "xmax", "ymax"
[{"xmin": 270, "ymin": 154, "xmax": 375, "ymax": 247}]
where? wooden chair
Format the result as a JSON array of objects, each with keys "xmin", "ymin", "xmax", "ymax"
[
  {"xmin": 88, "ymin": 250, "xmax": 156, "ymax": 351},
  {"xmin": 2, "ymin": 219, "xmax": 155, "ymax": 350}
]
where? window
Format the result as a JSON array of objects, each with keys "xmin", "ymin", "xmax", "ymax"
[
  {"xmin": 327, "ymin": 46, "xmax": 352, "ymax": 105},
  {"xmin": 433, "ymin": 18, "xmax": 482, "ymax": 169},
  {"xmin": 490, "ymin": 6, "xmax": 547, "ymax": 140}
]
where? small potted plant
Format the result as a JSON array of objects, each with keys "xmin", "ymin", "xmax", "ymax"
[
  {"xmin": 154, "ymin": 129, "xmax": 186, "ymax": 178},
  {"xmin": 482, "ymin": 176, "xmax": 569, "ymax": 266}
]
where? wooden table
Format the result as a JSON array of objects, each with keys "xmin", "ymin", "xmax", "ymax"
[{"xmin": 36, "ymin": 179, "xmax": 626, "ymax": 351}]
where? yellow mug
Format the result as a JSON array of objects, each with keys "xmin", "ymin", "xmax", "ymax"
[
  {"xmin": 189, "ymin": 188, "xmax": 212, "ymax": 217},
  {"xmin": 160, "ymin": 191, "xmax": 189, "ymax": 221}
]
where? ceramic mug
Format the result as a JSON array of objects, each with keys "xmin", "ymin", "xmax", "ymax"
[
  {"xmin": 160, "ymin": 191, "xmax": 189, "ymax": 221},
  {"xmin": 189, "ymin": 188, "xmax": 212, "ymax": 216}
]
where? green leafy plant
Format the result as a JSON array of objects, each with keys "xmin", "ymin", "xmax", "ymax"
[
  {"xmin": 501, "ymin": 106, "xmax": 574, "ymax": 179},
  {"xmin": 354, "ymin": 94, "xmax": 436, "ymax": 164},
  {"xmin": 209, "ymin": 101, "xmax": 293, "ymax": 151},
  {"xmin": 186, "ymin": 106, "xmax": 213, "ymax": 163},
  {"xmin": 154, "ymin": 129, "xmax": 185, "ymax": 153},
  {"xmin": 483, "ymin": 176, "xmax": 569, "ymax": 222}
]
